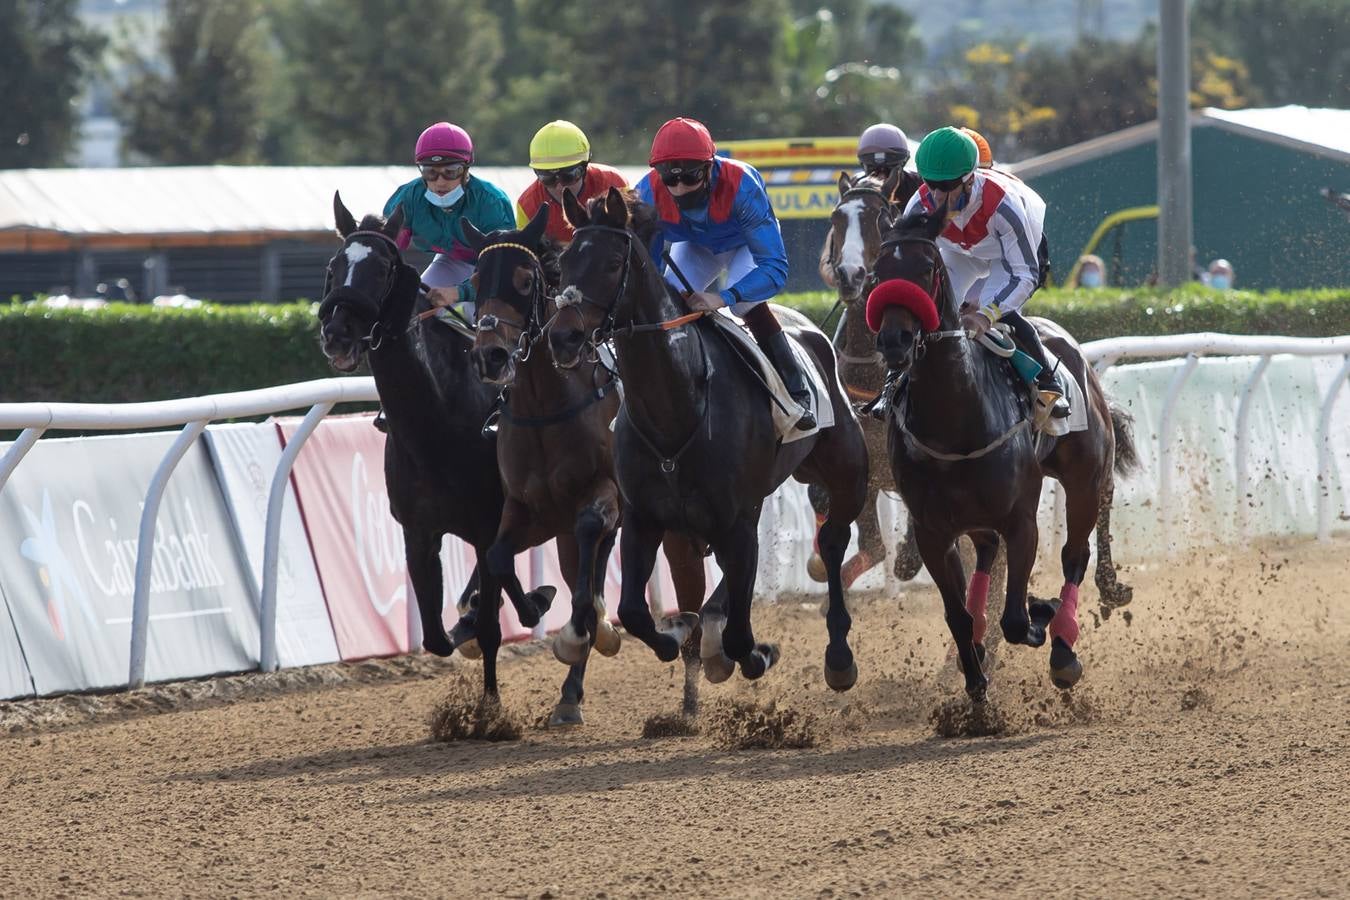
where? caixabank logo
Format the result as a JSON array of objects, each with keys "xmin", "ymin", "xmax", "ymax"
[{"xmin": 17, "ymin": 489, "xmax": 227, "ymax": 640}]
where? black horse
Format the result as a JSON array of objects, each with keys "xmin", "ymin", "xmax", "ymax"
[
  {"xmin": 550, "ymin": 188, "xmax": 870, "ymax": 689},
  {"xmin": 869, "ymin": 205, "xmax": 1137, "ymax": 702},
  {"xmin": 318, "ymin": 193, "xmax": 550, "ymax": 699}
]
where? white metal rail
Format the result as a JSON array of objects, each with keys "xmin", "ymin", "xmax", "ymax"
[{"xmin": 0, "ymin": 377, "xmax": 379, "ymax": 687}]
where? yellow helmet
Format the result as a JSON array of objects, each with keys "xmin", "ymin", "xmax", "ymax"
[{"xmin": 529, "ymin": 120, "xmax": 591, "ymax": 170}]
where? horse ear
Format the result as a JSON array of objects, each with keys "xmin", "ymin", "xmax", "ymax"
[
  {"xmin": 881, "ymin": 168, "xmax": 901, "ymax": 204},
  {"xmin": 838, "ymin": 171, "xmax": 852, "ymax": 197},
  {"xmin": 925, "ymin": 198, "xmax": 949, "ymax": 237},
  {"xmin": 383, "ymin": 204, "xmax": 404, "ymax": 239},
  {"xmin": 878, "ymin": 208, "xmax": 896, "ymax": 235},
  {"xmin": 563, "ymin": 189, "xmax": 589, "ymax": 229},
  {"xmin": 603, "ymin": 187, "xmax": 629, "ymax": 227},
  {"xmin": 522, "ymin": 202, "xmax": 549, "ymax": 246},
  {"xmin": 461, "ymin": 217, "xmax": 486, "ymax": 251},
  {"xmin": 334, "ymin": 191, "xmax": 357, "ymax": 238}
]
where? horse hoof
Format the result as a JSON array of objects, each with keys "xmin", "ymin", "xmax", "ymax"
[
  {"xmin": 456, "ymin": 639, "xmax": 482, "ymax": 660},
  {"xmin": 702, "ymin": 653, "xmax": 735, "ymax": 684},
  {"xmin": 806, "ymin": 553, "xmax": 828, "ymax": 583},
  {"xmin": 1049, "ymin": 637, "xmax": 1082, "ymax": 689},
  {"xmin": 739, "ymin": 643, "xmax": 780, "ymax": 680},
  {"xmin": 824, "ymin": 660, "xmax": 859, "ymax": 692},
  {"xmin": 593, "ymin": 619, "xmax": 622, "ymax": 657},
  {"xmin": 841, "ymin": 551, "xmax": 878, "ymax": 589},
  {"xmin": 549, "ymin": 703, "xmax": 584, "ymax": 727},
  {"xmin": 456, "ymin": 591, "xmax": 478, "ymax": 618},
  {"xmin": 966, "ymin": 676, "xmax": 989, "ymax": 704},
  {"xmin": 422, "ymin": 631, "xmax": 454, "ymax": 658},
  {"xmin": 552, "ymin": 629, "xmax": 589, "ymax": 666},
  {"xmin": 893, "ymin": 544, "xmax": 923, "ymax": 581},
  {"xmin": 659, "ymin": 611, "xmax": 699, "ymax": 645},
  {"xmin": 519, "ymin": 586, "xmax": 557, "ymax": 628}
]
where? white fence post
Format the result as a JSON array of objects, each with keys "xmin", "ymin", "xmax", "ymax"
[
  {"xmin": 0, "ymin": 426, "xmax": 48, "ymax": 491},
  {"xmin": 1317, "ymin": 355, "xmax": 1350, "ymax": 542},
  {"xmin": 259, "ymin": 401, "xmax": 334, "ymax": 672},
  {"xmin": 129, "ymin": 418, "xmax": 210, "ymax": 688},
  {"xmin": 1157, "ymin": 353, "xmax": 1200, "ymax": 546}
]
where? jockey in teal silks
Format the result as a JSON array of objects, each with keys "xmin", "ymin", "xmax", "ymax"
[{"xmin": 635, "ymin": 117, "xmax": 815, "ymax": 430}]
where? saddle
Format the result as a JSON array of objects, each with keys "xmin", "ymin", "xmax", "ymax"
[{"xmin": 976, "ymin": 325, "xmax": 1087, "ymax": 437}]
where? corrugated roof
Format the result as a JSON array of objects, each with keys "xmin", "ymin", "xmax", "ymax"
[
  {"xmin": 0, "ymin": 165, "xmax": 650, "ymax": 241},
  {"xmin": 1009, "ymin": 106, "xmax": 1350, "ymax": 180}
]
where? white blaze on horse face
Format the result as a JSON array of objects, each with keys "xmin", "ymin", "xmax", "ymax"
[
  {"xmin": 838, "ymin": 199, "xmax": 866, "ymax": 286},
  {"xmin": 342, "ymin": 242, "xmax": 374, "ymax": 287}
]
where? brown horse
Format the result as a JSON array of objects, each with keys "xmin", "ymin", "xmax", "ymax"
[
  {"xmin": 465, "ymin": 205, "xmax": 709, "ymax": 724},
  {"xmin": 869, "ymin": 205, "xmax": 1136, "ymax": 702}
]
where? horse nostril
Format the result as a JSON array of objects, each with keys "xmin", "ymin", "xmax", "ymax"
[{"xmin": 487, "ymin": 346, "xmax": 509, "ymax": 369}]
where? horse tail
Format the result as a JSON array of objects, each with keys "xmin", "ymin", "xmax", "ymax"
[{"xmin": 1109, "ymin": 401, "xmax": 1140, "ymax": 477}]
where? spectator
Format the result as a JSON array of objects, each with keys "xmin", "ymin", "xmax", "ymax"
[
  {"xmin": 1074, "ymin": 254, "xmax": 1106, "ymax": 288},
  {"xmin": 1207, "ymin": 258, "xmax": 1235, "ymax": 290}
]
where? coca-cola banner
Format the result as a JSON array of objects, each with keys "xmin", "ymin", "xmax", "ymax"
[
  {"xmin": 278, "ymin": 415, "xmax": 412, "ymax": 659},
  {"xmin": 0, "ymin": 433, "xmax": 261, "ymax": 695},
  {"xmin": 204, "ymin": 423, "xmax": 340, "ymax": 668}
]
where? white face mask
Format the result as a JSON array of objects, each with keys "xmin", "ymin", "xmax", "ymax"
[
  {"xmin": 1209, "ymin": 274, "xmax": 1231, "ymax": 290},
  {"xmin": 1079, "ymin": 270, "xmax": 1103, "ymax": 288},
  {"xmin": 425, "ymin": 185, "xmax": 464, "ymax": 208}
]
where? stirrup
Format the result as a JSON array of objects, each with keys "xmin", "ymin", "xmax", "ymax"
[
  {"xmin": 372, "ymin": 410, "xmax": 388, "ymax": 433},
  {"xmin": 1037, "ymin": 389, "xmax": 1070, "ymax": 419},
  {"xmin": 793, "ymin": 397, "xmax": 817, "ymax": 431}
]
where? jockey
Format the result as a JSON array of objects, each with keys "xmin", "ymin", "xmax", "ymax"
[
  {"xmin": 856, "ymin": 123, "xmax": 923, "ymax": 207},
  {"xmin": 959, "ymin": 127, "xmax": 995, "ymax": 169},
  {"xmin": 383, "ymin": 121, "xmax": 515, "ymax": 319},
  {"xmin": 636, "ymin": 116, "xmax": 815, "ymax": 430},
  {"xmin": 904, "ymin": 126, "xmax": 1069, "ymax": 418},
  {"xmin": 517, "ymin": 120, "xmax": 628, "ymax": 245}
]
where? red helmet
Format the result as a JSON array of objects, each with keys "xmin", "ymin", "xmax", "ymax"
[{"xmin": 649, "ymin": 117, "xmax": 717, "ymax": 166}]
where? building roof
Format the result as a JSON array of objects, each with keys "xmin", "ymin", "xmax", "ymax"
[
  {"xmin": 0, "ymin": 165, "xmax": 649, "ymax": 250},
  {"xmin": 1010, "ymin": 106, "xmax": 1350, "ymax": 180}
]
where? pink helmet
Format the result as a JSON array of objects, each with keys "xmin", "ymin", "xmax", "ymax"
[{"xmin": 414, "ymin": 122, "xmax": 473, "ymax": 164}]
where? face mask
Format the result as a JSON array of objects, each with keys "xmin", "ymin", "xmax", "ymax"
[
  {"xmin": 1209, "ymin": 274, "xmax": 1230, "ymax": 290},
  {"xmin": 425, "ymin": 185, "xmax": 464, "ymax": 208},
  {"xmin": 1079, "ymin": 270, "xmax": 1103, "ymax": 288},
  {"xmin": 674, "ymin": 185, "xmax": 709, "ymax": 211}
]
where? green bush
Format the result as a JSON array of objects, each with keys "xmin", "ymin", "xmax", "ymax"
[{"xmin": 2, "ymin": 287, "xmax": 1348, "ymax": 404}]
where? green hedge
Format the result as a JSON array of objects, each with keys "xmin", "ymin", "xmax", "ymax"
[{"xmin": 3, "ymin": 287, "xmax": 1349, "ymax": 404}]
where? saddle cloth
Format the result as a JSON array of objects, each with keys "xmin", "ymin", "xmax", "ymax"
[
  {"xmin": 1039, "ymin": 345, "xmax": 1089, "ymax": 437},
  {"xmin": 707, "ymin": 306, "xmax": 835, "ymax": 445}
]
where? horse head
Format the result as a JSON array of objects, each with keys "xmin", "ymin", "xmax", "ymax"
[
  {"xmin": 867, "ymin": 201, "xmax": 956, "ymax": 373},
  {"xmin": 827, "ymin": 169, "xmax": 902, "ymax": 303},
  {"xmin": 463, "ymin": 204, "xmax": 558, "ymax": 385},
  {"xmin": 550, "ymin": 186, "xmax": 649, "ymax": 369},
  {"xmin": 318, "ymin": 191, "xmax": 410, "ymax": 372}
]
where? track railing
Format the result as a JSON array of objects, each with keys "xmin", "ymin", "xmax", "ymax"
[{"xmin": 0, "ymin": 378, "xmax": 378, "ymax": 688}]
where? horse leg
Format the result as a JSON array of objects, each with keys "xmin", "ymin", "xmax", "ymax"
[
  {"xmin": 1000, "ymin": 512, "xmax": 1044, "ymax": 648},
  {"xmin": 661, "ymin": 532, "xmax": 708, "ymax": 716},
  {"xmin": 716, "ymin": 519, "xmax": 780, "ymax": 681},
  {"xmin": 806, "ymin": 483, "xmax": 830, "ymax": 583},
  {"xmin": 554, "ymin": 487, "xmax": 621, "ymax": 665},
  {"xmin": 485, "ymin": 499, "xmax": 554, "ymax": 629},
  {"xmin": 472, "ymin": 546, "xmax": 503, "ymax": 699},
  {"xmin": 1043, "ymin": 485, "xmax": 1100, "ymax": 689},
  {"xmin": 616, "ymin": 511, "xmax": 695, "ymax": 663},
  {"xmin": 840, "ymin": 484, "xmax": 885, "ymax": 589},
  {"xmin": 964, "ymin": 530, "xmax": 1000, "ymax": 649},
  {"xmin": 915, "ymin": 525, "xmax": 986, "ymax": 701},
  {"xmin": 1093, "ymin": 481, "xmax": 1133, "ymax": 619},
  {"xmin": 894, "ymin": 514, "xmax": 924, "ymax": 581},
  {"xmin": 818, "ymin": 507, "xmax": 857, "ymax": 691},
  {"xmin": 404, "ymin": 527, "xmax": 455, "ymax": 657}
]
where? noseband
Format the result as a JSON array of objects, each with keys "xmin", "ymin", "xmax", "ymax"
[{"xmin": 319, "ymin": 229, "xmax": 407, "ymax": 350}]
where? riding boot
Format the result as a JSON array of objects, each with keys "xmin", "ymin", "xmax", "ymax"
[
  {"xmin": 372, "ymin": 407, "xmax": 389, "ymax": 433},
  {"xmin": 1005, "ymin": 312, "xmax": 1069, "ymax": 419},
  {"xmin": 762, "ymin": 330, "xmax": 817, "ymax": 431}
]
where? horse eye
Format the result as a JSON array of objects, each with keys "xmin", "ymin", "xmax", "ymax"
[{"xmin": 606, "ymin": 257, "xmax": 623, "ymax": 273}]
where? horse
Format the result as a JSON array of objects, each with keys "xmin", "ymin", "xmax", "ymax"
[
  {"xmin": 868, "ymin": 204, "xmax": 1137, "ymax": 702},
  {"xmin": 464, "ymin": 204, "xmax": 709, "ymax": 723},
  {"xmin": 318, "ymin": 192, "xmax": 551, "ymax": 700},
  {"xmin": 807, "ymin": 169, "xmax": 927, "ymax": 586},
  {"xmin": 549, "ymin": 187, "xmax": 870, "ymax": 690}
]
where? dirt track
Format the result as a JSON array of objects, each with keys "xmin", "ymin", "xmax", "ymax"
[{"xmin": 2, "ymin": 537, "xmax": 1348, "ymax": 899}]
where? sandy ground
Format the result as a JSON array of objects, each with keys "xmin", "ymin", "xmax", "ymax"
[{"xmin": 2, "ymin": 537, "xmax": 1348, "ymax": 899}]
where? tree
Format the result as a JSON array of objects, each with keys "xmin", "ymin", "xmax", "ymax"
[
  {"xmin": 0, "ymin": 0, "xmax": 107, "ymax": 168},
  {"xmin": 1194, "ymin": 0, "xmax": 1350, "ymax": 108},
  {"xmin": 116, "ymin": 0, "xmax": 271, "ymax": 164},
  {"xmin": 270, "ymin": 0, "xmax": 503, "ymax": 165}
]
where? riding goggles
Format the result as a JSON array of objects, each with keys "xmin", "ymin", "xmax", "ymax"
[
  {"xmin": 656, "ymin": 162, "xmax": 708, "ymax": 187},
  {"xmin": 419, "ymin": 162, "xmax": 468, "ymax": 182},
  {"xmin": 923, "ymin": 174, "xmax": 970, "ymax": 194},
  {"xmin": 535, "ymin": 164, "xmax": 587, "ymax": 187}
]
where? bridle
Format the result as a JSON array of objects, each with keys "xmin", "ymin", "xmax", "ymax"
[
  {"xmin": 875, "ymin": 232, "xmax": 966, "ymax": 349},
  {"xmin": 474, "ymin": 240, "xmax": 549, "ymax": 363},
  {"xmin": 554, "ymin": 224, "xmax": 637, "ymax": 362},
  {"xmin": 319, "ymin": 229, "xmax": 406, "ymax": 351}
]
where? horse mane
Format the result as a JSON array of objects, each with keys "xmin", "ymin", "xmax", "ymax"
[
  {"xmin": 584, "ymin": 188, "xmax": 661, "ymax": 245},
  {"xmin": 356, "ymin": 213, "xmax": 388, "ymax": 232},
  {"xmin": 537, "ymin": 236, "xmax": 563, "ymax": 287}
]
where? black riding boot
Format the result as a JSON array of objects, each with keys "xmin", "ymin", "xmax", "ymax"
[
  {"xmin": 1004, "ymin": 311, "xmax": 1069, "ymax": 419},
  {"xmin": 762, "ymin": 330, "xmax": 817, "ymax": 431}
]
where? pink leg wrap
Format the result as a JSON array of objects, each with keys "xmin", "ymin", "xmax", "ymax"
[
  {"xmin": 1050, "ymin": 583, "xmax": 1080, "ymax": 646},
  {"xmin": 966, "ymin": 571, "xmax": 991, "ymax": 645}
]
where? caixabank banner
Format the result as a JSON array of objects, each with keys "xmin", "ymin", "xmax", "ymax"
[
  {"xmin": 204, "ymin": 423, "xmax": 340, "ymax": 668},
  {"xmin": 0, "ymin": 432, "xmax": 261, "ymax": 695}
]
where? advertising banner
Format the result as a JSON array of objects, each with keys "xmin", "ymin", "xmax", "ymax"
[
  {"xmin": 278, "ymin": 415, "xmax": 410, "ymax": 659},
  {"xmin": 204, "ymin": 423, "xmax": 340, "ymax": 668},
  {"xmin": 0, "ymin": 591, "xmax": 35, "ymax": 699},
  {"xmin": 0, "ymin": 432, "xmax": 260, "ymax": 695}
]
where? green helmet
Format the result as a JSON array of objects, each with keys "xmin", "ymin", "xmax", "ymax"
[{"xmin": 915, "ymin": 127, "xmax": 979, "ymax": 181}]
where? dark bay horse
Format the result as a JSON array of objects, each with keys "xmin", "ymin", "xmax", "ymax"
[
  {"xmin": 550, "ymin": 188, "xmax": 870, "ymax": 689},
  {"xmin": 464, "ymin": 205, "xmax": 709, "ymax": 723},
  {"xmin": 318, "ymin": 193, "xmax": 550, "ymax": 700},
  {"xmin": 869, "ymin": 205, "xmax": 1137, "ymax": 702}
]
